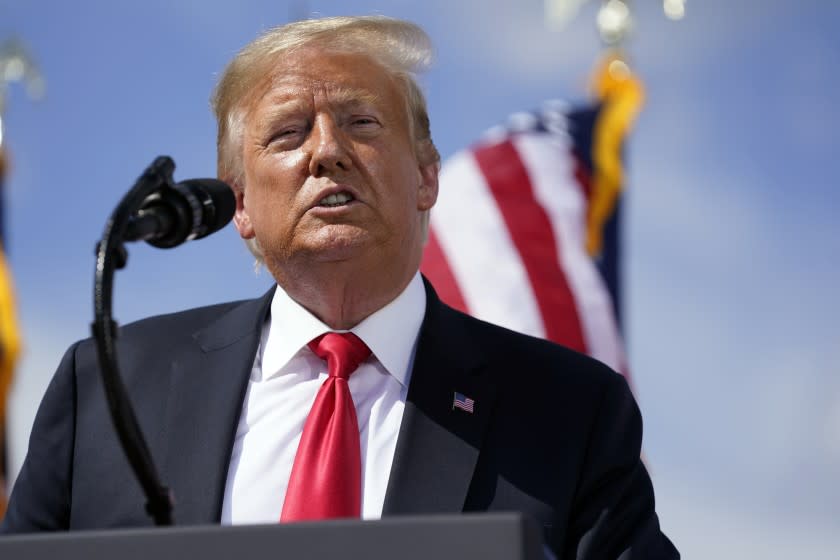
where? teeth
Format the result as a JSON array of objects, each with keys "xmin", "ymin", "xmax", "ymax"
[{"xmin": 318, "ymin": 192, "xmax": 354, "ymax": 207}]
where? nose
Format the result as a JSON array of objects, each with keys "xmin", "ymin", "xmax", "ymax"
[{"xmin": 307, "ymin": 115, "xmax": 351, "ymax": 177}]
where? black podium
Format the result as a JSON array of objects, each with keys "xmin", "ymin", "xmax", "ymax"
[{"xmin": 0, "ymin": 512, "xmax": 545, "ymax": 559}]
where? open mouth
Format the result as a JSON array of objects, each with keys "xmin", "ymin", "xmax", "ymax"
[{"xmin": 317, "ymin": 191, "xmax": 355, "ymax": 208}]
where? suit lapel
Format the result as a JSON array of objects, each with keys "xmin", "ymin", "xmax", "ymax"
[
  {"xmin": 160, "ymin": 288, "xmax": 274, "ymax": 524},
  {"xmin": 382, "ymin": 280, "xmax": 498, "ymax": 515}
]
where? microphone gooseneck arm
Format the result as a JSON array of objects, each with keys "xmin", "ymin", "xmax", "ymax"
[{"xmin": 92, "ymin": 156, "xmax": 178, "ymax": 526}]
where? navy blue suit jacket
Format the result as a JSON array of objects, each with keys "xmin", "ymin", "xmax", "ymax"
[{"xmin": 2, "ymin": 280, "xmax": 678, "ymax": 559}]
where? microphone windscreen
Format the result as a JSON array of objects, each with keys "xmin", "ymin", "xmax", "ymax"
[{"xmin": 176, "ymin": 179, "xmax": 236, "ymax": 239}]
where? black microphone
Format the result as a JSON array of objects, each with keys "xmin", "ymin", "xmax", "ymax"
[{"xmin": 124, "ymin": 179, "xmax": 236, "ymax": 248}]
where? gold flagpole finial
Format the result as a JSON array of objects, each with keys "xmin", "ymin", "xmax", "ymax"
[
  {"xmin": 597, "ymin": 0, "xmax": 633, "ymax": 48},
  {"xmin": 663, "ymin": 0, "xmax": 686, "ymax": 21},
  {"xmin": 0, "ymin": 39, "xmax": 46, "ymax": 148}
]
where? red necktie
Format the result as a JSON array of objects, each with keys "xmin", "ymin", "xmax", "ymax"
[{"xmin": 280, "ymin": 332, "xmax": 371, "ymax": 522}]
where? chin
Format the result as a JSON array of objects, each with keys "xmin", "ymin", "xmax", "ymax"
[{"xmin": 302, "ymin": 226, "xmax": 374, "ymax": 263}]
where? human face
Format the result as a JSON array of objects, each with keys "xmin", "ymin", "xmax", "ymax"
[{"xmin": 233, "ymin": 48, "xmax": 438, "ymax": 280}]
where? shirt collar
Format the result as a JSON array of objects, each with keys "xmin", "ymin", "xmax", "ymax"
[{"xmin": 261, "ymin": 272, "xmax": 426, "ymax": 387}]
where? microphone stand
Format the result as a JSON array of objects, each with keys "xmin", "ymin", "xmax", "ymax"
[{"xmin": 91, "ymin": 156, "xmax": 177, "ymax": 526}]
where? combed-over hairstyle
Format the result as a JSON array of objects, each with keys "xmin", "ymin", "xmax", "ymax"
[{"xmin": 211, "ymin": 15, "xmax": 439, "ymax": 188}]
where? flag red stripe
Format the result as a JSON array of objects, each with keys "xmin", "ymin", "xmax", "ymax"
[
  {"xmin": 472, "ymin": 140, "xmax": 587, "ymax": 352},
  {"xmin": 421, "ymin": 228, "xmax": 470, "ymax": 314}
]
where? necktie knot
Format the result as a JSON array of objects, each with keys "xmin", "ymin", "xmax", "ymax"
[{"xmin": 308, "ymin": 332, "xmax": 371, "ymax": 380}]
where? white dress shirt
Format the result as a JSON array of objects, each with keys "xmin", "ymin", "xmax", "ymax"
[{"xmin": 220, "ymin": 273, "xmax": 426, "ymax": 524}]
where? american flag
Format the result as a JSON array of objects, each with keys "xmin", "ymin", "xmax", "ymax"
[
  {"xmin": 452, "ymin": 392, "xmax": 475, "ymax": 413},
  {"xmin": 0, "ymin": 144, "xmax": 22, "ymax": 517},
  {"xmin": 422, "ymin": 65, "xmax": 643, "ymax": 376}
]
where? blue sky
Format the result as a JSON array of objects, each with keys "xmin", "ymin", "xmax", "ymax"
[{"xmin": 2, "ymin": 1, "xmax": 838, "ymax": 557}]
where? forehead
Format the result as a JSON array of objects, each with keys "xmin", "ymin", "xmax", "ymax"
[{"xmin": 247, "ymin": 47, "xmax": 404, "ymax": 114}]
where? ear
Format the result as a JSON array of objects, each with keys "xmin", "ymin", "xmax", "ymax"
[
  {"xmin": 232, "ymin": 183, "xmax": 256, "ymax": 239},
  {"xmin": 416, "ymin": 159, "xmax": 440, "ymax": 212}
]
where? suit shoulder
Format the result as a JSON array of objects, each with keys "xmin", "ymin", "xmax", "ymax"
[
  {"xmin": 118, "ymin": 299, "xmax": 251, "ymax": 336},
  {"xmin": 62, "ymin": 291, "xmax": 272, "ymax": 393},
  {"xmin": 76, "ymin": 290, "xmax": 272, "ymax": 356}
]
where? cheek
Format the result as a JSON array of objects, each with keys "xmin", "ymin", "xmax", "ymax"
[
  {"xmin": 246, "ymin": 155, "xmax": 302, "ymax": 205},
  {"xmin": 378, "ymin": 153, "xmax": 423, "ymax": 207},
  {"xmin": 244, "ymin": 156, "xmax": 312, "ymax": 239}
]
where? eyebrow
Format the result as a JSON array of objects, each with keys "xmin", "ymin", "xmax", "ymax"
[
  {"xmin": 328, "ymin": 86, "xmax": 383, "ymax": 109},
  {"xmin": 255, "ymin": 100, "xmax": 308, "ymax": 127},
  {"xmin": 249, "ymin": 84, "xmax": 387, "ymax": 136}
]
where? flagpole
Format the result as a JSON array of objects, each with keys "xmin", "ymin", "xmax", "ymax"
[{"xmin": 0, "ymin": 37, "xmax": 43, "ymax": 519}]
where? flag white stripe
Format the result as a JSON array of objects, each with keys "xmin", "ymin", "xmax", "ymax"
[
  {"xmin": 513, "ymin": 132, "xmax": 624, "ymax": 371},
  {"xmin": 431, "ymin": 148, "xmax": 546, "ymax": 338}
]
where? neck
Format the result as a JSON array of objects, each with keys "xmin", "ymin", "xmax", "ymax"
[{"xmin": 269, "ymin": 255, "xmax": 420, "ymax": 330}]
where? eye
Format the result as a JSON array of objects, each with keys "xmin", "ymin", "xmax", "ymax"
[
  {"xmin": 348, "ymin": 115, "xmax": 382, "ymax": 134},
  {"xmin": 267, "ymin": 124, "xmax": 307, "ymax": 147},
  {"xmin": 274, "ymin": 127, "xmax": 302, "ymax": 139}
]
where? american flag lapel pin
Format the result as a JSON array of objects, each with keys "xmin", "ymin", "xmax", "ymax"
[{"xmin": 452, "ymin": 392, "xmax": 475, "ymax": 413}]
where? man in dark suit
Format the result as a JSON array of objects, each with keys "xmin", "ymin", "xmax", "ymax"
[{"xmin": 1, "ymin": 16, "xmax": 678, "ymax": 559}]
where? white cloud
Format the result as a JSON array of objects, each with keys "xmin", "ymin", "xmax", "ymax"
[
  {"xmin": 621, "ymin": 82, "xmax": 840, "ymax": 519},
  {"xmin": 655, "ymin": 471, "xmax": 840, "ymax": 559}
]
